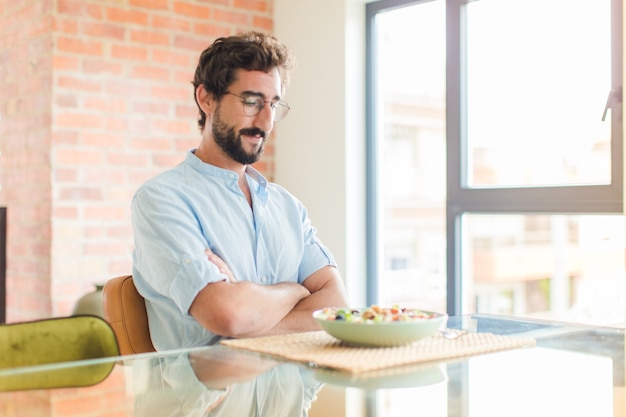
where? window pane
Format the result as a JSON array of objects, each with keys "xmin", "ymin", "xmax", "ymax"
[
  {"xmin": 375, "ymin": 1, "xmax": 447, "ymax": 313},
  {"xmin": 462, "ymin": 214, "xmax": 625, "ymax": 324},
  {"xmin": 466, "ymin": 0, "xmax": 612, "ymax": 188}
]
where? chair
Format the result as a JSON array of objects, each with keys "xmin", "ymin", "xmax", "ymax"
[
  {"xmin": 102, "ymin": 274, "xmax": 156, "ymax": 355},
  {"xmin": 0, "ymin": 315, "xmax": 119, "ymax": 390}
]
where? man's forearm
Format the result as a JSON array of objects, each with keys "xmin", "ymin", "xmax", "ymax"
[
  {"xmin": 231, "ymin": 281, "xmax": 312, "ymax": 337},
  {"xmin": 267, "ymin": 268, "xmax": 349, "ymax": 335},
  {"xmin": 190, "ymin": 280, "xmax": 310, "ymax": 339}
]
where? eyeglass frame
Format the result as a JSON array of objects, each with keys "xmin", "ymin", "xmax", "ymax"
[{"xmin": 224, "ymin": 92, "xmax": 291, "ymax": 122}]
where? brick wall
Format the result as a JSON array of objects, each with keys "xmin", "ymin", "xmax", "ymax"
[
  {"xmin": 0, "ymin": 0, "xmax": 54, "ymax": 321},
  {"xmin": 1, "ymin": 0, "xmax": 275, "ymax": 415},
  {"xmin": 1, "ymin": 0, "xmax": 275, "ymax": 321}
]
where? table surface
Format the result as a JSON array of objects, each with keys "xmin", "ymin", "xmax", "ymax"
[{"xmin": 1, "ymin": 314, "xmax": 624, "ymax": 417}]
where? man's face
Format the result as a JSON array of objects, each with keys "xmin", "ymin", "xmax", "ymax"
[
  {"xmin": 212, "ymin": 106, "xmax": 266, "ymax": 165},
  {"xmin": 211, "ymin": 69, "xmax": 282, "ymax": 165}
]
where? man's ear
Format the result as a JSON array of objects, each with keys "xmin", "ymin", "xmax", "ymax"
[{"xmin": 195, "ymin": 85, "xmax": 215, "ymax": 115}]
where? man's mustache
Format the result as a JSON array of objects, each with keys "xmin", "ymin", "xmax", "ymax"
[{"xmin": 239, "ymin": 128, "xmax": 267, "ymax": 139}]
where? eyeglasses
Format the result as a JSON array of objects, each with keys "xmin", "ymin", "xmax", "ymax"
[{"xmin": 225, "ymin": 92, "xmax": 291, "ymax": 122}]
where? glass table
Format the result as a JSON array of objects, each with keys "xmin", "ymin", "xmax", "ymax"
[{"xmin": 0, "ymin": 314, "xmax": 623, "ymax": 417}]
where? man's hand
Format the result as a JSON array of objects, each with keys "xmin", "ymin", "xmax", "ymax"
[{"xmin": 205, "ymin": 248, "xmax": 235, "ymax": 282}]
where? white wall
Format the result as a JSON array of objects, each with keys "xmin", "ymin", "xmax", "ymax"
[{"xmin": 274, "ymin": 0, "xmax": 368, "ymax": 306}]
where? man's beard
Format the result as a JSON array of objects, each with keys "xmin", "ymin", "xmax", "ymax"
[{"xmin": 212, "ymin": 110, "xmax": 267, "ymax": 165}]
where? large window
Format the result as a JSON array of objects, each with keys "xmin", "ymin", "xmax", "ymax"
[{"xmin": 366, "ymin": 0, "xmax": 624, "ymax": 323}]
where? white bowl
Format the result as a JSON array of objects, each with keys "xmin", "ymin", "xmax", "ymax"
[{"xmin": 313, "ymin": 307, "xmax": 447, "ymax": 347}]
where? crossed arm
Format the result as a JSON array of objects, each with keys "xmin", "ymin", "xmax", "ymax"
[{"xmin": 189, "ymin": 249, "xmax": 349, "ymax": 339}]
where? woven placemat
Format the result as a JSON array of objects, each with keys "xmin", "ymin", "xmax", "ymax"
[{"xmin": 221, "ymin": 330, "xmax": 536, "ymax": 374}]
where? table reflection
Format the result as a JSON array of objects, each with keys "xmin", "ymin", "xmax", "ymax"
[
  {"xmin": 131, "ymin": 346, "xmax": 323, "ymax": 417},
  {"xmin": 0, "ymin": 314, "xmax": 623, "ymax": 417},
  {"xmin": 373, "ymin": 346, "xmax": 615, "ymax": 417}
]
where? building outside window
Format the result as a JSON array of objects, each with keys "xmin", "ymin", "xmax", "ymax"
[{"xmin": 367, "ymin": 0, "xmax": 625, "ymax": 324}]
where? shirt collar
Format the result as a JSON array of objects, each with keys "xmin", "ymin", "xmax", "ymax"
[{"xmin": 186, "ymin": 149, "xmax": 268, "ymax": 195}]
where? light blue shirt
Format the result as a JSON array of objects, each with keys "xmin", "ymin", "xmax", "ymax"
[{"xmin": 132, "ymin": 149, "xmax": 337, "ymax": 351}]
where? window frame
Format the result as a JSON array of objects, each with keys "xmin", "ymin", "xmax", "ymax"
[{"xmin": 366, "ymin": 0, "xmax": 624, "ymax": 315}]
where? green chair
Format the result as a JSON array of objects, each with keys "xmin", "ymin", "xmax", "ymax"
[{"xmin": 0, "ymin": 315, "xmax": 120, "ymax": 391}]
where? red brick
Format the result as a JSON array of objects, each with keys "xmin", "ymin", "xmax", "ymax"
[
  {"xmin": 57, "ymin": 0, "xmax": 104, "ymax": 19},
  {"xmin": 234, "ymin": 0, "xmax": 270, "ymax": 12},
  {"xmin": 194, "ymin": 22, "xmax": 224, "ymax": 36},
  {"xmin": 55, "ymin": 112, "xmax": 105, "ymax": 129},
  {"xmin": 51, "ymin": 131, "xmax": 80, "ymax": 145},
  {"xmin": 83, "ymin": 97, "xmax": 128, "ymax": 113},
  {"xmin": 82, "ymin": 168, "xmax": 126, "ymax": 183},
  {"xmin": 151, "ymin": 15, "xmax": 191, "ymax": 32},
  {"xmin": 110, "ymin": 43, "xmax": 149, "ymax": 60},
  {"xmin": 53, "ymin": 206, "xmax": 79, "ymax": 219},
  {"xmin": 103, "ymin": 116, "xmax": 130, "ymax": 132},
  {"xmin": 56, "ymin": 94, "xmax": 79, "ymax": 108},
  {"xmin": 198, "ymin": 0, "xmax": 229, "ymax": 5},
  {"xmin": 252, "ymin": 15, "xmax": 273, "ymax": 31},
  {"xmin": 106, "ymin": 185, "xmax": 134, "ymax": 202},
  {"xmin": 59, "ymin": 186, "xmax": 102, "ymax": 201},
  {"xmin": 53, "ymin": 16, "xmax": 79, "ymax": 34},
  {"xmin": 84, "ymin": 226, "xmax": 107, "ymax": 239},
  {"xmin": 153, "ymin": 119, "xmax": 193, "ymax": 135},
  {"xmin": 52, "ymin": 54, "xmax": 80, "ymax": 71},
  {"xmin": 106, "ymin": 116, "xmax": 145, "ymax": 133},
  {"xmin": 151, "ymin": 48, "xmax": 192, "ymax": 66},
  {"xmin": 107, "ymin": 225, "xmax": 134, "ymax": 238},
  {"xmin": 129, "ymin": 0, "xmax": 170, "ymax": 10},
  {"xmin": 130, "ymin": 29, "xmax": 170, "ymax": 45},
  {"xmin": 193, "ymin": 22, "xmax": 230, "ymax": 38},
  {"xmin": 153, "ymin": 153, "xmax": 184, "ymax": 167},
  {"xmin": 54, "ymin": 168, "xmax": 79, "ymax": 182},
  {"xmin": 84, "ymin": 242, "xmax": 127, "ymax": 256},
  {"xmin": 176, "ymin": 137, "xmax": 199, "ymax": 151},
  {"xmin": 130, "ymin": 137, "xmax": 174, "ymax": 151},
  {"xmin": 108, "ymin": 260, "xmax": 134, "ymax": 276},
  {"xmin": 176, "ymin": 104, "xmax": 197, "ymax": 117},
  {"xmin": 56, "ymin": 36, "xmax": 104, "ymax": 56},
  {"xmin": 105, "ymin": 7, "xmax": 149, "ymax": 26},
  {"xmin": 55, "ymin": 148, "xmax": 106, "ymax": 165},
  {"xmin": 130, "ymin": 64, "xmax": 171, "ymax": 81},
  {"xmin": 131, "ymin": 100, "xmax": 170, "ymax": 114},
  {"xmin": 57, "ymin": 75, "xmax": 102, "ymax": 92},
  {"xmin": 80, "ymin": 131, "xmax": 126, "ymax": 147},
  {"xmin": 84, "ymin": 206, "xmax": 128, "ymax": 220},
  {"xmin": 173, "ymin": 33, "xmax": 216, "ymax": 51},
  {"xmin": 105, "ymin": 79, "xmax": 152, "ymax": 96},
  {"xmin": 173, "ymin": 69, "xmax": 195, "ymax": 83},
  {"xmin": 173, "ymin": 1, "xmax": 210, "ymax": 18},
  {"xmin": 81, "ymin": 58, "xmax": 125, "ymax": 75},
  {"xmin": 81, "ymin": 21, "xmax": 127, "ymax": 40},
  {"xmin": 214, "ymin": 9, "xmax": 250, "ymax": 25},
  {"xmin": 106, "ymin": 152, "xmax": 150, "ymax": 166},
  {"xmin": 21, "ymin": 295, "xmax": 51, "ymax": 316},
  {"xmin": 151, "ymin": 85, "xmax": 190, "ymax": 101}
]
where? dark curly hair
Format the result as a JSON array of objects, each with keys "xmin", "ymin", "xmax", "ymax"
[{"xmin": 192, "ymin": 31, "xmax": 294, "ymax": 131}]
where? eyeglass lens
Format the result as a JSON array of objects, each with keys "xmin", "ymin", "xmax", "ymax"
[{"xmin": 231, "ymin": 93, "xmax": 290, "ymax": 121}]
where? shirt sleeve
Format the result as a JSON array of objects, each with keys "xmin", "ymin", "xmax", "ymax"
[
  {"xmin": 132, "ymin": 180, "xmax": 228, "ymax": 316},
  {"xmin": 296, "ymin": 203, "xmax": 338, "ymax": 282}
]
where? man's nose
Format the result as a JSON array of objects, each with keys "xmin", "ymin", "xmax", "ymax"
[{"xmin": 254, "ymin": 103, "xmax": 274, "ymax": 131}]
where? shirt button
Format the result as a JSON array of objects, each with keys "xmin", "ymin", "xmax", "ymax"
[
  {"xmin": 261, "ymin": 276, "xmax": 267, "ymax": 283},
  {"xmin": 184, "ymin": 258, "xmax": 191, "ymax": 264}
]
